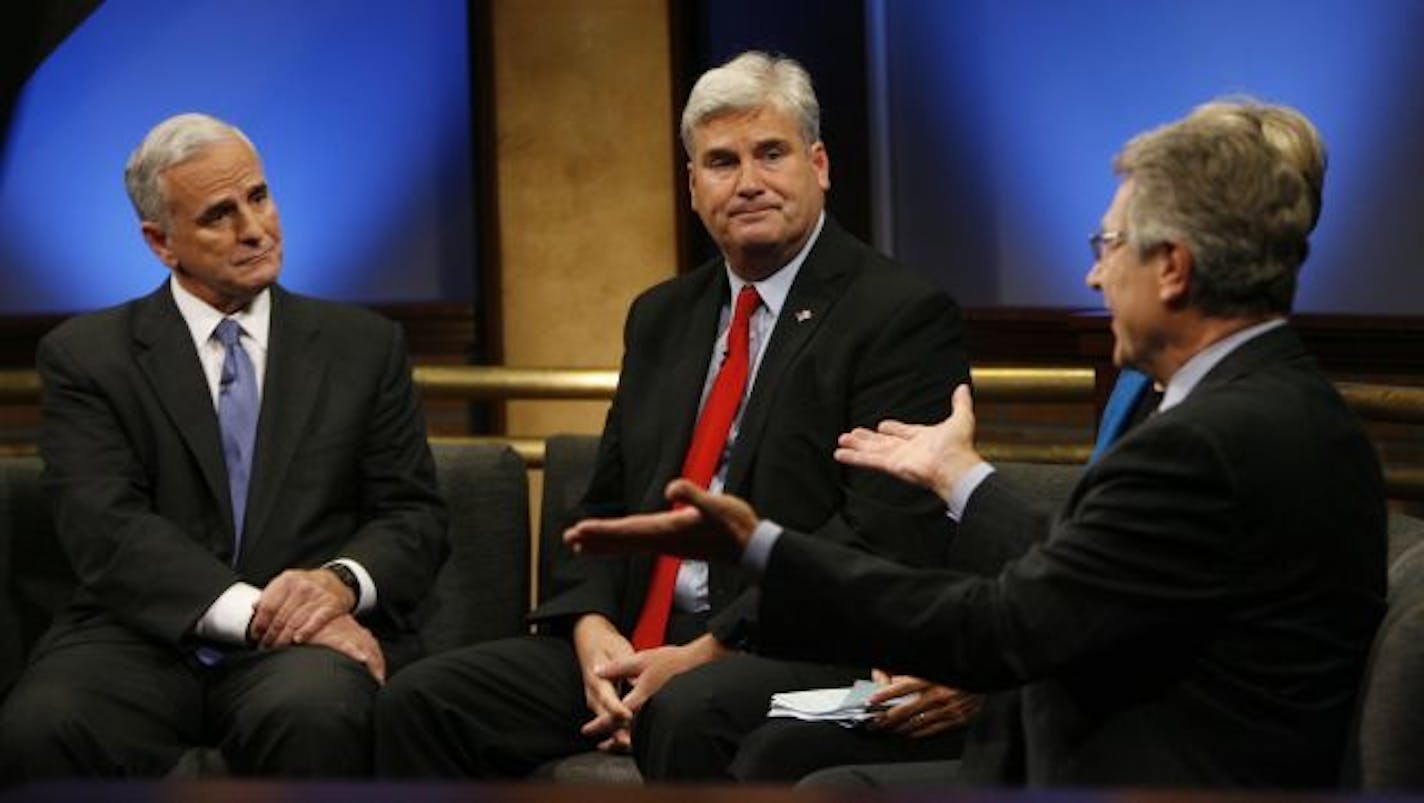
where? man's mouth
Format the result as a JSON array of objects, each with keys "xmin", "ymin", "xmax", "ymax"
[
  {"xmin": 730, "ymin": 205, "xmax": 777, "ymax": 218},
  {"xmin": 236, "ymin": 248, "xmax": 275, "ymax": 266}
]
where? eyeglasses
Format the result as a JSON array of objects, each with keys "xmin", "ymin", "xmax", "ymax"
[{"xmin": 1089, "ymin": 229, "xmax": 1129, "ymax": 261}]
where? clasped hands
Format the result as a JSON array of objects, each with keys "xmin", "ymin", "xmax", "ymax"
[
  {"xmin": 245, "ymin": 567, "xmax": 386, "ymax": 684},
  {"xmin": 564, "ymin": 384, "xmax": 981, "ymax": 561},
  {"xmin": 572, "ymin": 611, "xmax": 977, "ymax": 750},
  {"xmin": 572, "ymin": 614, "xmax": 726, "ymax": 752}
]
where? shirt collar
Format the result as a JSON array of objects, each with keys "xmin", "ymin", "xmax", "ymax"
[
  {"xmin": 1158, "ymin": 317, "xmax": 1287, "ymax": 413},
  {"xmin": 169, "ymin": 275, "xmax": 272, "ymax": 352},
  {"xmin": 723, "ymin": 211, "xmax": 825, "ymax": 318}
]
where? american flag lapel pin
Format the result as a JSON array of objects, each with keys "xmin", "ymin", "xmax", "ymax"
[{"xmin": 795, "ymin": 309, "xmax": 813, "ymax": 323}]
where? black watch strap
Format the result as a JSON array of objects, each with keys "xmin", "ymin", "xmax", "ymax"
[{"xmin": 325, "ymin": 562, "xmax": 361, "ymax": 611}]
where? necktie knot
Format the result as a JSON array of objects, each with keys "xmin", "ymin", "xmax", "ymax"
[
  {"xmin": 214, "ymin": 318, "xmax": 242, "ymax": 347},
  {"xmin": 733, "ymin": 285, "xmax": 761, "ymax": 323}
]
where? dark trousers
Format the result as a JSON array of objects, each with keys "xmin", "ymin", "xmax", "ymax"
[
  {"xmin": 373, "ymin": 633, "xmax": 866, "ymax": 780},
  {"xmin": 374, "ymin": 635, "xmax": 597, "ymax": 777},
  {"xmin": 0, "ymin": 630, "xmax": 379, "ymax": 780},
  {"xmin": 728, "ymin": 717, "xmax": 966, "ymax": 782}
]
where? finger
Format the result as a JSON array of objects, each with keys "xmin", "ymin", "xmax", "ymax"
[
  {"xmin": 868, "ymin": 677, "xmax": 927, "ymax": 705},
  {"xmin": 874, "ymin": 701, "xmax": 922, "ymax": 733},
  {"xmin": 582, "ymin": 712, "xmax": 619, "ymax": 739},
  {"xmin": 875, "ymin": 419, "xmax": 920, "ymax": 437},
  {"xmin": 835, "ymin": 427, "xmax": 870, "ymax": 448},
  {"xmin": 263, "ymin": 621, "xmax": 293, "ymax": 648},
  {"xmin": 621, "ymin": 679, "xmax": 651, "ymax": 715},
  {"xmin": 871, "ymin": 668, "xmax": 890, "ymax": 684},
  {"xmin": 564, "ymin": 508, "xmax": 701, "ymax": 554},
  {"xmin": 868, "ymin": 705, "xmax": 914, "ymax": 733},
  {"xmin": 596, "ymin": 652, "xmax": 647, "ymax": 682},
  {"xmin": 292, "ymin": 605, "xmax": 342, "ymax": 644},
  {"xmin": 950, "ymin": 383, "xmax": 974, "ymax": 418},
  {"xmin": 835, "ymin": 428, "xmax": 898, "ymax": 455},
  {"xmin": 367, "ymin": 643, "xmax": 387, "ymax": 685},
  {"xmin": 330, "ymin": 640, "xmax": 370, "ymax": 669},
  {"xmin": 248, "ymin": 597, "xmax": 279, "ymax": 639},
  {"xmin": 586, "ymin": 678, "xmax": 633, "ymax": 723},
  {"xmin": 908, "ymin": 715, "xmax": 954, "ymax": 739},
  {"xmin": 663, "ymin": 478, "xmax": 711, "ymax": 509},
  {"xmin": 596, "ymin": 728, "xmax": 631, "ymax": 753},
  {"xmin": 833, "ymin": 446, "xmax": 879, "ymax": 469},
  {"xmin": 262, "ymin": 598, "xmax": 314, "ymax": 647}
]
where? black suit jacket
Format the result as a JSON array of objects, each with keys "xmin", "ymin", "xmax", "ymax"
[
  {"xmin": 757, "ymin": 326, "xmax": 1387, "ymax": 787},
  {"xmin": 35, "ymin": 283, "xmax": 447, "ymax": 661},
  {"xmin": 532, "ymin": 219, "xmax": 969, "ymax": 645}
]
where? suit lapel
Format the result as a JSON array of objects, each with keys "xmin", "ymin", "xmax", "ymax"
[
  {"xmin": 723, "ymin": 222, "xmax": 851, "ymax": 492},
  {"xmin": 133, "ymin": 286, "xmax": 233, "ymax": 544},
  {"xmin": 644, "ymin": 268, "xmax": 727, "ymax": 508},
  {"xmin": 239, "ymin": 287, "xmax": 327, "ymax": 560}
]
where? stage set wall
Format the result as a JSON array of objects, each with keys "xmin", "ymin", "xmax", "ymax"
[{"xmin": 4, "ymin": 0, "xmax": 1424, "ymax": 427}]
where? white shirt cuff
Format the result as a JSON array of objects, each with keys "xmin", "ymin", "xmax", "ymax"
[
  {"xmin": 193, "ymin": 582, "xmax": 262, "ymax": 645},
  {"xmin": 946, "ymin": 462, "xmax": 995, "ymax": 522},
  {"xmin": 742, "ymin": 519, "xmax": 784, "ymax": 575},
  {"xmin": 328, "ymin": 558, "xmax": 377, "ymax": 614}
]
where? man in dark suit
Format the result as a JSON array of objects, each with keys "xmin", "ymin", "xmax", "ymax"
[
  {"xmin": 567, "ymin": 99, "xmax": 1387, "ymax": 788},
  {"xmin": 0, "ymin": 113, "xmax": 447, "ymax": 779},
  {"xmin": 375, "ymin": 51, "xmax": 970, "ymax": 780}
]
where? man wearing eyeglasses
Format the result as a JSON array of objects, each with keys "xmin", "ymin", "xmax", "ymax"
[{"xmin": 566, "ymin": 99, "xmax": 1387, "ymax": 788}]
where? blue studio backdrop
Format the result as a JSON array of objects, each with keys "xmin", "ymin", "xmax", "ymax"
[{"xmin": 0, "ymin": 0, "xmax": 473, "ymax": 315}]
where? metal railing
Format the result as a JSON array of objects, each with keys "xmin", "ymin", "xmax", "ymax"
[{"xmin": 4, "ymin": 366, "xmax": 1422, "ymax": 496}]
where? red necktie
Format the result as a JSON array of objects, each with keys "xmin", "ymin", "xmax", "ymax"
[{"xmin": 631, "ymin": 285, "xmax": 761, "ymax": 650}]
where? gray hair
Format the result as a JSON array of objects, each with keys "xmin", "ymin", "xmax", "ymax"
[
  {"xmin": 1114, "ymin": 98, "xmax": 1326, "ymax": 317},
  {"xmin": 124, "ymin": 113, "xmax": 255, "ymax": 227},
  {"xmin": 680, "ymin": 51, "xmax": 820, "ymax": 155}
]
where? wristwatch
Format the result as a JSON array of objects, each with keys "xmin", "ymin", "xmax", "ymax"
[{"xmin": 325, "ymin": 562, "xmax": 360, "ymax": 612}]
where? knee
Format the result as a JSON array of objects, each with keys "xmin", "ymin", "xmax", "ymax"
[
  {"xmin": 374, "ymin": 658, "xmax": 441, "ymax": 730},
  {"xmin": 224, "ymin": 648, "xmax": 379, "ymax": 776},
  {"xmin": 245, "ymin": 650, "xmax": 376, "ymax": 728},
  {"xmin": 637, "ymin": 669, "xmax": 720, "ymax": 738},
  {"xmin": 729, "ymin": 722, "xmax": 807, "ymax": 782},
  {"xmin": 0, "ymin": 680, "xmax": 88, "ymax": 778}
]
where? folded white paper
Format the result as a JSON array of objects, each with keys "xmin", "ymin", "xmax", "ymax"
[{"xmin": 767, "ymin": 679, "xmax": 913, "ymax": 728}]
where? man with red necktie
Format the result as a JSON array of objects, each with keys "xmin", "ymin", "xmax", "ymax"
[{"xmin": 375, "ymin": 51, "xmax": 969, "ymax": 780}]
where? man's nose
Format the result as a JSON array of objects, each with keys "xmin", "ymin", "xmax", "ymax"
[
  {"xmin": 734, "ymin": 162, "xmax": 763, "ymax": 195},
  {"xmin": 1085, "ymin": 259, "xmax": 1103, "ymax": 290},
  {"xmin": 233, "ymin": 205, "xmax": 265, "ymax": 243}
]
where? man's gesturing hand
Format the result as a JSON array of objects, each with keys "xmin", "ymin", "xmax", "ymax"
[
  {"xmin": 564, "ymin": 479, "xmax": 760, "ymax": 563},
  {"xmin": 834, "ymin": 384, "xmax": 983, "ymax": 503}
]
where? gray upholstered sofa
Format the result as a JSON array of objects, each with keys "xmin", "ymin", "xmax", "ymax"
[
  {"xmin": 0, "ymin": 442, "xmax": 531, "ymax": 776},
  {"xmin": 5, "ymin": 435, "xmax": 1423, "ymax": 789}
]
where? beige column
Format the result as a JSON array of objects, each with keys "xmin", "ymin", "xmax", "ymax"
[
  {"xmin": 490, "ymin": 0, "xmax": 679, "ymax": 439},
  {"xmin": 487, "ymin": 1, "xmax": 680, "ymax": 590}
]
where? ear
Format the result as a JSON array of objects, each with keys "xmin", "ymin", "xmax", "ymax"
[
  {"xmin": 686, "ymin": 160, "xmax": 701, "ymax": 213},
  {"xmin": 1156, "ymin": 241, "xmax": 1193, "ymax": 306},
  {"xmin": 140, "ymin": 221, "xmax": 180, "ymax": 269},
  {"xmin": 809, "ymin": 141, "xmax": 830, "ymax": 191}
]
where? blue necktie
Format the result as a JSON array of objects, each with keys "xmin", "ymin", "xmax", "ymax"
[
  {"xmin": 214, "ymin": 318, "xmax": 258, "ymax": 561},
  {"xmin": 1090, "ymin": 368, "xmax": 1151, "ymax": 463}
]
